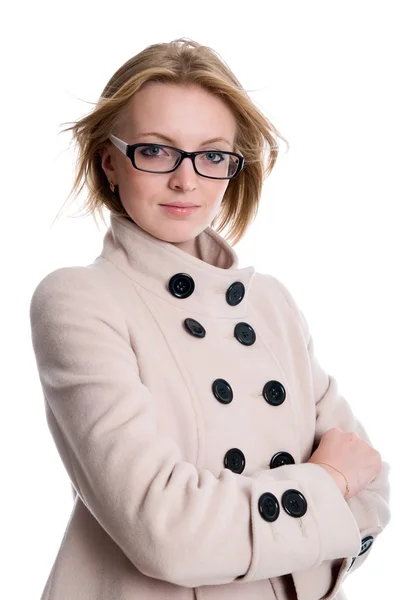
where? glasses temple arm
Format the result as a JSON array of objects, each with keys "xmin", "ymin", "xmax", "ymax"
[{"xmin": 109, "ymin": 134, "xmax": 129, "ymax": 156}]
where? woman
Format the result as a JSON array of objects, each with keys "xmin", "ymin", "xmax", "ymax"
[{"xmin": 29, "ymin": 38, "xmax": 391, "ymax": 600}]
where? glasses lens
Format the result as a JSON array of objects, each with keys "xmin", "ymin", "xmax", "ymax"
[
  {"xmin": 195, "ymin": 151, "xmax": 239, "ymax": 178},
  {"xmin": 134, "ymin": 145, "xmax": 239, "ymax": 178},
  {"xmin": 134, "ymin": 145, "xmax": 181, "ymax": 172}
]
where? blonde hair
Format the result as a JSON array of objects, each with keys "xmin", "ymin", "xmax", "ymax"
[{"xmin": 55, "ymin": 37, "xmax": 289, "ymax": 246}]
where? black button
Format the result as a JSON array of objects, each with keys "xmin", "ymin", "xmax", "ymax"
[
  {"xmin": 168, "ymin": 273, "xmax": 195, "ymax": 298},
  {"xmin": 282, "ymin": 489, "xmax": 307, "ymax": 517},
  {"xmin": 224, "ymin": 448, "xmax": 246, "ymax": 473},
  {"xmin": 226, "ymin": 282, "xmax": 245, "ymax": 306},
  {"xmin": 212, "ymin": 379, "xmax": 233, "ymax": 404},
  {"xmin": 258, "ymin": 492, "xmax": 280, "ymax": 522},
  {"xmin": 184, "ymin": 318, "xmax": 206, "ymax": 338},
  {"xmin": 358, "ymin": 536, "xmax": 374, "ymax": 556},
  {"xmin": 263, "ymin": 381, "xmax": 286, "ymax": 406},
  {"xmin": 234, "ymin": 322, "xmax": 256, "ymax": 346},
  {"xmin": 347, "ymin": 535, "xmax": 374, "ymax": 571},
  {"xmin": 270, "ymin": 452, "xmax": 295, "ymax": 469}
]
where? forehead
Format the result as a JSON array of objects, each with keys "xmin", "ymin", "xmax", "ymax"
[{"xmin": 118, "ymin": 83, "xmax": 236, "ymax": 142}]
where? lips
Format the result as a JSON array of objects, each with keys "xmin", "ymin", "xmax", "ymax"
[{"xmin": 160, "ymin": 204, "xmax": 200, "ymax": 215}]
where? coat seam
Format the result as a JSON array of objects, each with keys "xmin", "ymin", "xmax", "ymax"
[{"xmin": 124, "ymin": 273, "xmax": 206, "ymax": 469}]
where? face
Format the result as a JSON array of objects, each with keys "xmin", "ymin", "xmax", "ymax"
[{"xmin": 99, "ymin": 82, "xmax": 237, "ymax": 257}]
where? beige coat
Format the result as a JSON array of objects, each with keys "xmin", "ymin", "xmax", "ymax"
[{"xmin": 29, "ymin": 213, "xmax": 391, "ymax": 600}]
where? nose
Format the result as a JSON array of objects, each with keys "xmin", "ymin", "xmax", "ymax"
[{"xmin": 169, "ymin": 156, "xmax": 197, "ymax": 188}]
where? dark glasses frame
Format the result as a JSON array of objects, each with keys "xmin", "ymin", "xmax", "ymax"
[{"xmin": 108, "ymin": 134, "xmax": 245, "ymax": 180}]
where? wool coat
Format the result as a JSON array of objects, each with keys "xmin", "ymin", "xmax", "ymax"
[{"xmin": 29, "ymin": 213, "xmax": 391, "ymax": 600}]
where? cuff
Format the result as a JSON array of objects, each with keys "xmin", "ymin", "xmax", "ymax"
[{"xmin": 238, "ymin": 462, "xmax": 361, "ymax": 583}]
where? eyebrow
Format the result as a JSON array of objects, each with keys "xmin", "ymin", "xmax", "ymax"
[{"xmin": 133, "ymin": 132, "xmax": 232, "ymax": 148}]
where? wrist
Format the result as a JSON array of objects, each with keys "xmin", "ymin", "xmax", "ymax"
[{"xmin": 315, "ymin": 462, "xmax": 347, "ymax": 496}]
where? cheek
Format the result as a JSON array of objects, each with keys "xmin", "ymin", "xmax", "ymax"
[
  {"xmin": 125, "ymin": 170, "xmax": 161, "ymax": 195},
  {"xmin": 213, "ymin": 181, "xmax": 230, "ymax": 201},
  {"xmin": 204, "ymin": 178, "xmax": 229, "ymax": 193}
]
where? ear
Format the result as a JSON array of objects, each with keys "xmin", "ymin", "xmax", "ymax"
[{"xmin": 99, "ymin": 144, "xmax": 116, "ymax": 181}]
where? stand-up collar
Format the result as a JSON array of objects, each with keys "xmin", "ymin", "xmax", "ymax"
[{"xmin": 98, "ymin": 214, "xmax": 256, "ymax": 318}]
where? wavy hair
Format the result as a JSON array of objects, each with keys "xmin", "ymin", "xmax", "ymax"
[{"xmin": 55, "ymin": 37, "xmax": 289, "ymax": 246}]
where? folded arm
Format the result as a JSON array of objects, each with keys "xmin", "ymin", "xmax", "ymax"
[{"xmin": 271, "ymin": 275, "xmax": 391, "ymax": 599}]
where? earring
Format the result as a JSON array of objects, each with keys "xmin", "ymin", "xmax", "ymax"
[{"xmin": 109, "ymin": 180, "xmax": 115, "ymax": 193}]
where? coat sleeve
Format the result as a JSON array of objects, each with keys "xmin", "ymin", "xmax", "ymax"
[
  {"xmin": 269, "ymin": 275, "xmax": 392, "ymax": 600},
  {"xmin": 30, "ymin": 267, "xmax": 374, "ymax": 589}
]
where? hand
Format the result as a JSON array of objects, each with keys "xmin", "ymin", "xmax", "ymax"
[{"xmin": 307, "ymin": 427, "xmax": 382, "ymax": 499}]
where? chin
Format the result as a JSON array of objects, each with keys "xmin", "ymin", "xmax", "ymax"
[{"xmin": 158, "ymin": 220, "xmax": 204, "ymax": 243}]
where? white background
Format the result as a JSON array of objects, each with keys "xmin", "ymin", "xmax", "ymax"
[{"xmin": 1, "ymin": 1, "xmax": 399, "ymax": 598}]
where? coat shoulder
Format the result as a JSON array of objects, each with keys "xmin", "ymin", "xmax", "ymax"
[
  {"xmin": 253, "ymin": 271, "xmax": 296, "ymax": 306},
  {"xmin": 252, "ymin": 271, "xmax": 310, "ymax": 344},
  {"xmin": 252, "ymin": 271, "xmax": 298, "ymax": 314},
  {"xmin": 29, "ymin": 265, "xmax": 109, "ymax": 316}
]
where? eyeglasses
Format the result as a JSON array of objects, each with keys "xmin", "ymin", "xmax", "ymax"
[{"xmin": 108, "ymin": 134, "xmax": 245, "ymax": 180}]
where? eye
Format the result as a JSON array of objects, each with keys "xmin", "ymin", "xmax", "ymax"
[
  {"xmin": 202, "ymin": 151, "xmax": 226, "ymax": 163},
  {"xmin": 140, "ymin": 145, "xmax": 166, "ymax": 157}
]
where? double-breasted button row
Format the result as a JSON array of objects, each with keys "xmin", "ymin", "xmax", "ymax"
[
  {"xmin": 224, "ymin": 449, "xmax": 295, "ymax": 474},
  {"xmin": 184, "ymin": 317, "xmax": 257, "ymax": 346},
  {"xmin": 347, "ymin": 535, "xmax": 374, "ymax": 571},
  {"xmin": 169, "ymin": 273, "xmax": 301, "ymax": 523},
  {"xmin": 169, "ymin": 274, "xmax": 244, "ymax": 306},
  {"xmin": 169, "ymin": 273, "xmax": 246, "ymax": 307},
  {"xmin": 212, "ymin": 378, "xmax": 286, "ymax": 407}
]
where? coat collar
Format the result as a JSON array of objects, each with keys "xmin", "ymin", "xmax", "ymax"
[{"xmin": 98, "ymin": 214, "xmax": 256, "ymax": 318}]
